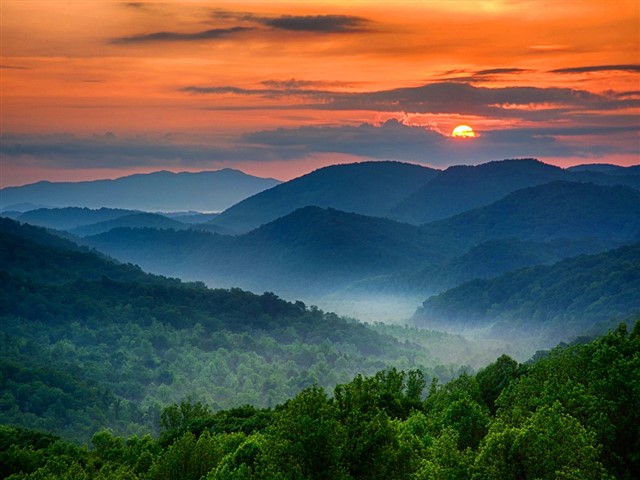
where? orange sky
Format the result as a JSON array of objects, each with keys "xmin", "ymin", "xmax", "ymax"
[{"xmin": 1, "ymin": 0, "xmax": 639, "ymax": 186}]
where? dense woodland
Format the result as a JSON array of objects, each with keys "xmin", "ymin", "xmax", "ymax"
[
  {"xmin": 1, "ymin": 323, "xmax": 638, "ymax": 479},
  {"xmin": 2, "ymin": 160, "xmax": 639, "ymax": 479},
  {"xmin": 413, "ymin": 242, "xmax": 640, "ymax": 340},
  {"xmin": 1, "ymin": 219, "xmax": 480, "ymax": 442}
]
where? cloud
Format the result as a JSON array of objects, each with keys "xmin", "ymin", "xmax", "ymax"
[
  {"xmin": 260, "ymin": 14, "xmax": 370, "ymax": 33},
  {"xmin": 550, "ymin": 64, "xmax": 640, "ymax": 74},
  {"xmin": 242, "ymin": 119, "xmax": 639, "ymax": 164},
  {"xmin": 2, "ymin": 117, "xmax": 637, "ymax": 175},
  {"xmin": 0, "ymin": 64, "xmax": 29, "ymax": 70},
  {"xmin": 112, "ymin": 10, "xmax": 371, "ymax": 45},
  {"xmin": 261, "ymin": 79, "xmax": 355, "ymax": 89},
  {"xmin": 0, "ymin": 132, "xmax": 302, "ymax": 169},
  {"xmin": 111, "ymin": 26, "xmax": 252, "ymax": 44},
  {"xmin": 180, "ymin": 81, "xmax": 638, "ymax": 120},
  {"xmin": 473, "ymin": 68, "xmax": 530, "ymax": 76}
]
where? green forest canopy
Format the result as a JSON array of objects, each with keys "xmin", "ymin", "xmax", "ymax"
[{"xmin": 1, "ymin": 323, "xmax": 638, "ymax": 479}]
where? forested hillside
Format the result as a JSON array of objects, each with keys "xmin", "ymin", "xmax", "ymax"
[
  {"xmin": 84, "ymin": 207, "xmax": 449, "ymax": 296},
  {"xmin": 419, "ymin": 181, "xmax": 640, "ymax": 248},
  {"xmin": 2, "ymin": 323, "xmax": 638, "ymax": 479},
  {"xmin": 390, "ymin": 159, "xmax": 640, "ymax": 224},
  {"xmin": 413, "ymin": 242, "xmax": 640, "ymax": 342},
  {"xmin": 209, "ymin": 161, "xmax": 439, "ymax": 233},
  {"xmin": 83, "ymin": 181, "xmax": 640, "ymax": 306},
  {"xmin": 0, "ymin": 219, "xmax": 480, "ymax": 442},
  {"xmin": 390, "ymin": 158, "xmax": 567, "ymax": 223}
]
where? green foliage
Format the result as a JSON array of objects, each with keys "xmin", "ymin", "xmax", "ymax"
[
  {"xmin": 2, "ymin": 218, "xmax": 639, "ymax": 479},
  {"xmin": 1, "ymin": 324, "xmax": 638, "ymax": 479},
  {"xmin": 474, "ymin": 403, "xmax": 608, "ymax": 479},
  {"xmin": 1, "ymin": 218, "xmax": 458, "ymax": 443},
  {"xmin": 415, "ymin": 242, "xmax": 640, "ymax": 339}
]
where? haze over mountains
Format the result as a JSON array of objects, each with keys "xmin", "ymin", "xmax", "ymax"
[
  {"xmin": 209, "ymin": 161, "xmax": 439, "ymax": 233},
  {"xmin": 4, "ymin": 217, "xmax": 482, "ymax": 440},
  {"xmin": 209, "ymin": 159, "xmax": 640, "ymax": 232},
  {"xmin": 0, "ymin": 169, "xmax": 280, "ymax": 212},
  {"xmin": 3, "ymin": 158, "xmax": 639, "ymax": 344},
  {"xmin": 413, "ymin": 242, "xmax": 640, "ymax": 341}
]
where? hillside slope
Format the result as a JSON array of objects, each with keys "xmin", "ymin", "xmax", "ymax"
[
  {"xmin": 2, "ymin": 218, "xmax": 473, "ymax": 441},
  {"xmin": 210, "ymin": 161, "xmax": 439, "ymax": 233},
  {"xmin": 391, "ymin": 159, "xmax": 640, "ymax": 224},
  {"xmin": 413, "ymin": 242, "xmax": 640, "ymax": 341},
  {"xmin": 86, "ymin": 207, "xmax": 450, "ymax": 296},
  {"xmin": 83, "ymin": 181, "xmax": 640, "ymax": 302},
  {"xmin": 419, "ymin": 181, "xmax": 640, "ymax": 248}
]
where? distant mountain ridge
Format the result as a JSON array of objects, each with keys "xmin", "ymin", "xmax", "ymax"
[
  {"xmin": 16, "ymin": 207, "xmax": 138, "ymax": 231},
  {"xmin": 0, "ymin": 169, "xmax": 281, "ymax": 212},
  {"xmin": 419, "ymin": 181, "xmax": 640, "ymax": 248},
  {"xmin": 84, "ymin": 206, "xmax": 444, "ymax": 296},
  {"xmin": 209, "ymin": 161, "xmax": 439, "ymax": 233},
  {"xmin": 84, "ymin": 181, "xmax": 640, "ymax": 302},
  {"xmin": 390, "ymin": 158, "xmax": 640, "ymax": 224}
]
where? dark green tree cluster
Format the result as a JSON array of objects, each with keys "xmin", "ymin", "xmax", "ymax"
[
  {"xmin": 1, "ymin": 219, "xmax": 470, "ymax": 442},
  {"xmin": 2, "ymin": 323, "xmax": 638, "ymax": 479}
]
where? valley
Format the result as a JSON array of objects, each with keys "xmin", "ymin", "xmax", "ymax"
[{"xmin": 1, "ymin": 158, "xmax": 638, "ymax": 479}]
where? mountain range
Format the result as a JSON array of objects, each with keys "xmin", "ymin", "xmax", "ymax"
[
  {"xmin": 0, "ymin": 217, "xmax": 478, "ymax": 441},
  {"xmin": 209, "ymin": 159, "xmax": 640, "ymax": 233},
  {"xmin": 5, "ymin": 158, "xmax": 640, "ymax": 342},
  {"xmin": 208, "ymin": 161, "xmax": 439, "ymax": 233},
  {"xmin": 83, "ymin": 180, "xmax": 640, "ymax": 312},
  {"xmin": 0, "ymin": 169, "xmax": 280, "ymax": 212}
]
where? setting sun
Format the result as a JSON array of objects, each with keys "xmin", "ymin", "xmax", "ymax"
[{"xmin": 452, "ymin": 125, "xmax": 476, "ymax": 138}]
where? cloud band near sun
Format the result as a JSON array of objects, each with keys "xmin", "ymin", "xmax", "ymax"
[
  {"xmin": 3, "ymin": 119, "xmax": 636, "ymax": 174},
  {"xmin": 180, "ymin": 81, "xmax": 638, "ymax": 122}
]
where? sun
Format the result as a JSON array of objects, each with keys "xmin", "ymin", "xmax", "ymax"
[{"xmin": 451, "ymin": 125, "xmax": 476, "ymax": 138}]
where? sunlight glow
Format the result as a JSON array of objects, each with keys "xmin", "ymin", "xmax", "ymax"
[{"xmin": 451, "ymin": 125, "xmax": 476, "ymax": 138}]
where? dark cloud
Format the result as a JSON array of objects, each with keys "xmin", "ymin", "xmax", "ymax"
[
  {"xmin": 261, "ymin": 14, "xmax": 369, "ymax": 33},
  {"xmin": 261, "ymin": 79, "xmax": 355, "ymax": 89},
  {"xmin": 180, "ymin": 85, "xmax": 335, "ymax": 101},
  {"xmin": 0, "ymin": 64, "xmax": 29, "ymax": 70},
  {"xmin": 615, "ymin": 91, "xmax": 640, "ymax": 99},
  {"xmin": 0, "ymin": 132, "xmax": 301, "ymax": 169},
  {"xmin": 112, "ymin": 10, "xmax": 370, "ymax": 45},
  {"xmin": 2, "ymin": 117, "xmax": 637, "ymax": 173},
  {"xmin": 243, "ymin": 120, "xmax": 639, "ymax": 164},
  {"xmin": 243, "ymin": 120, "xmax": 448, "ymax": 161},
  {"xmin": 180, "ymin": 81, "xmax": 637, "ymax": 121},
  {"xmin": 212, "ymin": 10, "xmax": 371, "ymax": 32},
  {"xmin": 111, "ymin": 26, "xmax": 252, "ymax": 44},
  {"xmin": 474, "ymin": 68, "xmax": 530, "ymax": 76},
  {"xmin": 432, "ymin": 67, "xmax": 532, "ymax": 83},
  {"xmin": 550, "ymin": 64, "xmax": 640, "ymax": 74}
]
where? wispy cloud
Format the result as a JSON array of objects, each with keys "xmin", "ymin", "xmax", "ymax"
[
  {"xmin": 180, "ymin": 81, "xmax": 637, "ymax": 121},
  {"xmin": 2, "ymin": 115, "xmax": 637, "ymax": 175},
  {"xmin": 550, "ymin": 64, "xmax": 640, "ymax": 74},
  {"xmin": 474, "ymin": 68, "xmax": 530, "ymax": 76},
  {"xmin": 243, "ymin": 119, "xmax": 639, "ymax": 164},
  {"xmin": 260, "ymin": 14, "xmax": 369, "ymax": 33},
  {"xmin": 261, "ymin": 79, "xmax": 356, "ymax": 89},
  {"xmin": 111, "ymin": 26, "xmax": 252, "ymax": 44},
  {"xmin": 0, "ymin": 64, "xmax": 29, "ymax": 70},
  {"xmin": 111, "ymin": 10, "xmax": 371, "ymax": 45}
]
